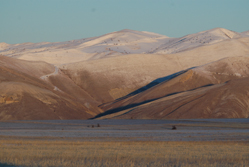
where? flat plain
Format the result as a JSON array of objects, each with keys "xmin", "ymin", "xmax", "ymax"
[{"xmin": 0, "ymin": 119, "xmax": 249, "ymax": 167}]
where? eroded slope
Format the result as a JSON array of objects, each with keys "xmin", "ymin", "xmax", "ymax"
[
  {"xmin": 0, "ymin": 55, "xmax": 102, "ymax": 120},
  {"xmin": 97, "ymin": 57, "xmax": 249, "ymax": 119}
]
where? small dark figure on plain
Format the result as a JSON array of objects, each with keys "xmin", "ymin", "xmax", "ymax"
[
  {"xmin": 172, "ymin": 126, "xmax": 177, "ymax": 130},
  {"xmin": 97, "ymin": 123, "xmax": 100, "ymax": 127},
  {"xmin": 92, "ymin": 125, "xmax": 94, "ymax": 128}
]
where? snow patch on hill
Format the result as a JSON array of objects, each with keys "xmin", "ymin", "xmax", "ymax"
[
  {"xmin": 241, "ymin": 30, "xmax": 249, "ymax": 37},
  {"xmin": 152, "ymin": 28, "xmax": 242, "ymax": 54}
]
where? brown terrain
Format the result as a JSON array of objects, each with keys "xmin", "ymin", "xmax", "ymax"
[
  {"xmin": 98, "ymin": 57, "xmax": 249, "ymax": 119},
  {"xmin": 60, "ymin": 37, "xmax": 249, "ymax": 104},
  {"xmin": 0, "ymin": 55, "xmax": 102, "ymax": 120},
  {"xmin": 0, "ymin": 28, "xmax": 249, "ymax": 120}
]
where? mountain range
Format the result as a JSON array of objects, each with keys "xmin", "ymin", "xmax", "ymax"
[{"xmin": 0, "ymin": 27, "xmax": 249, "ymax": 120}]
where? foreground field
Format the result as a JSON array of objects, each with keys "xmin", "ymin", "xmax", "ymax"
[
  {"xmin": 0, "ymin": 139, "xmax": 249, "ymax": 167},
  {"xmin": 0, "ymin": 119, "xmax": 248, "ymax": 166}
]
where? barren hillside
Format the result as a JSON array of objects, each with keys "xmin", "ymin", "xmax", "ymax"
[
  {"xmin": 97, "ymin": 57, "xmax": 249, "ymax": 119},
  {"xmin": 0, "ymin": 28, "xmax": 249, "ymax": 120},
  {"xmin": 60, "ymin": 37, "xmax": 249, "ymax": 103},
  {"xmin": 0, "ymin": 55, "xmax": 102, "ymax": 120},
  {"xmin": 101, "ymin": 78, "xmax": 249, "ymax": 119}
]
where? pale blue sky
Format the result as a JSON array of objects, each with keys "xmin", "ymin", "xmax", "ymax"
[{"xmin": 1, "ymin": 0, "xmax": 249, "ymax": 44}]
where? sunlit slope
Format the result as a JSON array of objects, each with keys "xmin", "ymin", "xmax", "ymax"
[
  {"xmin": 61, "ymin": 37, "xmax": 249, "ymax": 104},
  {"xmin": 0, "ymin": 56, "xmax": 102, "ymax": 120},
  {"xmin": 98, "ymin": 56, "xmax": 249, "ymax": 119},
  {"xmin": 0, "ymin": 28, "xmax": 246, "ymax": 65},
  {"xmin": 1, "ymin": 28, "xmax": 249, "ymax": 120},
  {"xmin": 0, "ymin": 29, "xmax": 169, "ymax": 65},
  {"xmin": 60, "ymin": 54, "xmax": 183, "ymax": 103},
  {"xmin": 152, "ymin": 28, "xmax": 242, "ymax": 54}
]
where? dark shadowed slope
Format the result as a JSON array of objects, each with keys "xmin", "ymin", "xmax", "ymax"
[
  {"xmin": 97, "ymin": 56, "xmax": 249, "ymax": 119},
  {"xmin": 108, "ymin": 78, "xmax": 249, "ymax": 119}
]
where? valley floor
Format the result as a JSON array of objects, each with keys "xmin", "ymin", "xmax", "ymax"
[
  {"xmin": 0, "ymin": 119, "xmax": 248, "ymax": 141},
  {"xmin": 0, "ymin": 119, "xmax": 248, "ymax": 167}
]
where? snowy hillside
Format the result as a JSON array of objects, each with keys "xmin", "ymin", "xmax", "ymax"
[
  {"xmin": 0, "ymin": 28, "xmax": 247, "ymax": 65},
  {"xmin": 242, "ymin": 30, "xmax": 249, "ymax": 37},
  {"xmin": 0, "ymin": 29, "xmax": 169, "ymax": 64},
  {"xmin": 152, "ymin": 28, "xmax": 242, "ymax": 54},
  {"xmin": 1, "ymin": 27, "xmax": 249, "ymax": 120}
]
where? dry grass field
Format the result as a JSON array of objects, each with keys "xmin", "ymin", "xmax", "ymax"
[{"xmin": 0, "ymin": 138, "xmax": 249, "ymax": 167}]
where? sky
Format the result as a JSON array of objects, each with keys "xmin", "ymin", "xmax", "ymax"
[{"xmin": 1, "ymin": 0, "xmax": 249, "ymax": 44}]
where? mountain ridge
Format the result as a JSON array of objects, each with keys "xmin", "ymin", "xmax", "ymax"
[
  {"xmin": 1, "ymin": 28, "xmax": 247, "ymax": 65},
  {"xmin": 0, "ymin": 28, "xmax": 249, "ymax": 120}
]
